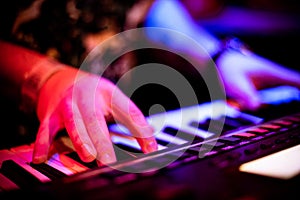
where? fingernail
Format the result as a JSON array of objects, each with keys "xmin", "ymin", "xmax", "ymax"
[{"xmin": 99, "ymin": 153, "xmax": 116, "ymax": 165}]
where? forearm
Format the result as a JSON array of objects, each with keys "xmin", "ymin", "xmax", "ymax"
[
  {"xmin": 144, "ymin": 0, "xmax": 221, "ymax": 60},
  {"xmin": 0, "ymin": 40, "xmax": 65, "ymax": 111}
]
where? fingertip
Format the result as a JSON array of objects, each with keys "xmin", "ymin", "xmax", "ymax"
[
  {"xmin": 137, "ymin": 137, "xmax": 158, "ymax": 154},
  {"xmin": 97, "ymin": 153, "xmax": 117, "ymax": 166},
  {"xmin": 238, "ymin": 94, "xmax": 262, "ymax": 111},
  {"xmin": 32, "ymin": 154, "xmax": 48, "ymax": 164},
  {"xmin": 78, "ymin": 144, "xmax": 97, "ymax": 163}
]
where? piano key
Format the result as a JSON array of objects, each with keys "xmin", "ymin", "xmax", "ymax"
[
  {"xmin": 9, "ymin": 144, "xmax": 34, "ymax": 163},
  {"xmin": 162, "ymin": 126, "xmax": 204, "ymax": 144},
  {"xmin": 153, "ymin": 138, "xmax": 166, "ymax": 146},
  {"xmin": 49, "ymin": 153, "xmax": 89, "ymax": 174},
  {"xmin": 10, "ymin": 144, "xmax": 87, "ymax": 175},
  {"xmin": 111, "ymin": 134, "xmax": 166, "ymax": 151},
  {"xmin": 114, "ymin": 143, "xmax": 142, "ymax": 154},
  {"xmin": 189, "ymin": 120, "xmax": 224, "ymax": 134},
  {"xmin": 110, "ymin": 123, "xmax": 186, "ymax": 147},
  {"xmin": 154, "ymin": 131, "xmax": 187, "ymax": 145},
  {"xmin": 29, "ymin": 162, "xmax": 68, "ymax": 180},
  {"xmin": 190, "ymin": 113, "xmax": 257, "ymax": 136},
  {"xmin": 0, "ymin": 149, "xmax": 50, "ymax": 183},
  {"xmin": 222, "ymin": 115, "xmax": 258, "ymax": 126},
  {"xmin": 0, "ymin": 160, "xmax": 44, "ymax": 188},
  {"xmin": 45, "ymin": 155, "xmax": 76, "ymax": 175},
  {"xmin": 65, "ymin": 151, "xmax": 98, "ymax": 169},
  {"xmin": 210, "ymin": 118, "xmax": 239, "ymax": 132}
]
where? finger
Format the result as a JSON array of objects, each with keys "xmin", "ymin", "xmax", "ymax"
[
  {"xmin": 225, "ymin": 75, "xmax": 261, "ymax": 111},
  {"xmin": 109, "ymin": 87, "xmax": 158, "ymax": 153},
  {"xmin": 62, "ymin": 97, "xmax": 97, "ymax": 163},
  {"xmin": 264, "ymin": 63, "xmax": 300, "ymax": 88},
  {"xmin": 78, "ymin": 92, "xmax": 117, "ymax": 165},
  {"xmin": 32, "ymin": 116, "xmax": 59, "ymax": 164}
]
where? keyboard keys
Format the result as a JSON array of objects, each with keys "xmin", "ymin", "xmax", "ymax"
[
  {"xmin": 65, "ymin": 152, "xmax": 98, "ymax": 169},
  {"xmin": 0, "ymin": 149, "xmax": 50, "ymax": 184},
  {"xmin": 29, "ymin": 162, "xmax": 67, "ymax": 180},
  {"xmin": 0, "ymin": 160, "xmax": 43, "ymax": 188},
  {"xmin": 189, "ymin": 115, "xmax": 248, "ymax": 135},
  {"xmin": 163, "ymin": 126, "xmax": 204, "ymax": 144},
  {"xmin": 190, "ymin": 119, "xmax": 223, "ymax": 134},
  {"xmin": 49, "ymin": 153, "xmax": 89, "ymax": 174}
]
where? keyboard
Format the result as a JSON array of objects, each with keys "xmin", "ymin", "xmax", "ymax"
[{"xmin": 1, "ymin": 86, "xmax": 300, "ymax": 199}]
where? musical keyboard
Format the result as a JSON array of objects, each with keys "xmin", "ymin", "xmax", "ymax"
[{"xmin": 1, "ymin": 86, "xmax": 300, "ymax": 199}]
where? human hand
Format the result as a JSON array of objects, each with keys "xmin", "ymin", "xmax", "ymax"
[
  {"xmin": 216, "ymin": 51, "xmax": 300, "ymax": 110},
  {"xmin": 32, "ymin": 66, "xmax": 157, "ymax": 166}
]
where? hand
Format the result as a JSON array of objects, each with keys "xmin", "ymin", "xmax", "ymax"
[
  {"xmin": 216, "ymin": 51, "xmax": 300, "ymax": 110},
  {"xmin": 32, "ymin": 66, "xmax": 158, "ymax": 166}
]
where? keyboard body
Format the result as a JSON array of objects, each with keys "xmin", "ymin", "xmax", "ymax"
[{"xmin": 1, "ymin": 86, "xmax": 300, "ymax": 200}]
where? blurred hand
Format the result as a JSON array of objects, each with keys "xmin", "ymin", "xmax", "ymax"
[
  {"xmin": 216, "ymin": 50, "xmax": 300, "ymax": 110},
  {"xmin": 33, "ymin": 66, "xmax": 157, "ymax": 166}
]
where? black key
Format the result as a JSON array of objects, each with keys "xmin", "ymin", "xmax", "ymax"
[
  {"xmin": 163, "ymin": 126, "xmax": 204, "ymax": 144},
  {"xmin": 190, "ymin": 120, "xmax": 221, "ymax": 134},
  {"xmin": 114, "ymin": 143, "xmax": 142, "ymax": 154},
  {"xmin": 65, "ymin": 152, "xmax": 98, "ymax": 169},
  {"xmin": 155, "ymin": 138, "xmax": 178, "ymax": 147},
  {"xmin": 225, "ymin": 115, "xmax": 256, "ymax": 126},
  {"xmin": 0, "ymin": 160, "xmax": 41, "ymax": 188},
  {"xmin": 190, "ymin": 118, "xmax": 234, "ymax": 135},
  {"xmin": 213, "ymin": 117, "xmax": 239, "ymax": 131},
  {"xmin": 29, "ymin": 162, "xmax": 67, "ymax": 180}
]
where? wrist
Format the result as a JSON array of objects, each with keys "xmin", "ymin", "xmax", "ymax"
[
  {"xmin": 20, "ymin": 59, "xmax": 65, "ymax": 114},
  {"xmin": 211, "ymin": 37, "xmax": 252, "ymax": 64}
]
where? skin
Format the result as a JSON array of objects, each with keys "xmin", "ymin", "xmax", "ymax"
[
  {"xmin": 0, "ymin": 40, "xmax": 158, "ymax": 166},
  {"xmin": 143, "ymin": 0, "xmax": 300, "ymax": 111}
]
